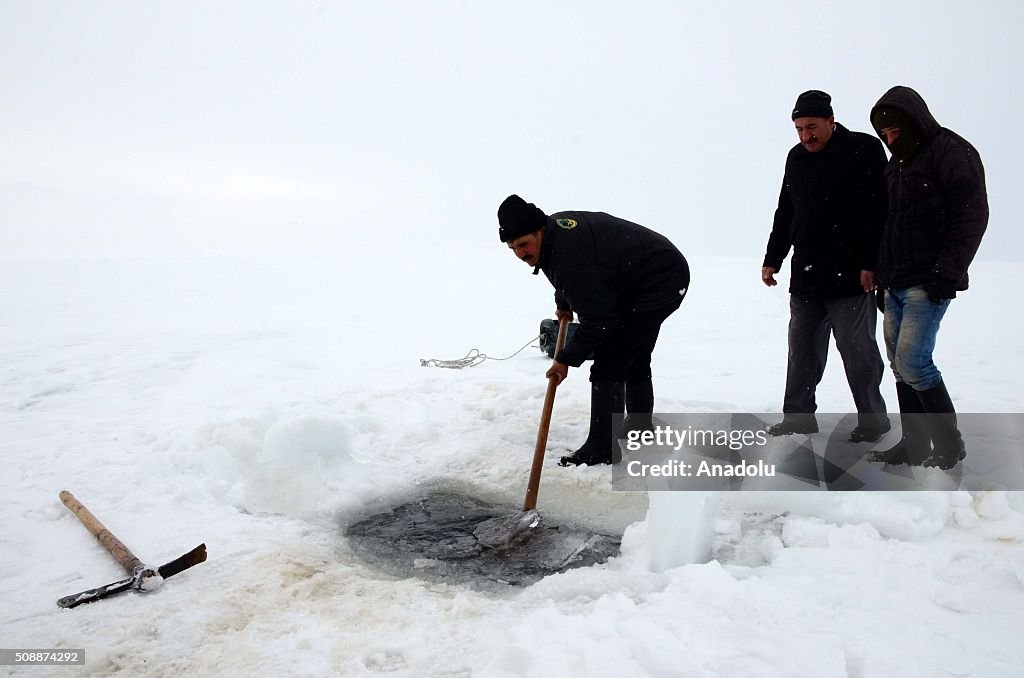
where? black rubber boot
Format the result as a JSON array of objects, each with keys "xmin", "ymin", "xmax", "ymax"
[
  {"xmin": 559, "ymin": 381, "xmax": 625, "ymax": 467},
  {"xmin": 869, "ymin": 382, "xmax": 930, "ymax": 465},
  {"xmin": 916, "ymin": 380, "xmax": 966, "ymax": 470},
  {"xmin": 767, "ymin": 416, "xmax": 819, "ymax": 436},
  {"xmin": 849, "ymin": 418, "xmax": 891, "ymax": 443},
  {"xmin": 621, "ymin": 378, "xmax": 655, "ymax": 434}
]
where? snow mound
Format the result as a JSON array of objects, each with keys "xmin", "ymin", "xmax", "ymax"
[{"xmin": 197, "ymin": 413, "xmax": 361, "ymax": 516}]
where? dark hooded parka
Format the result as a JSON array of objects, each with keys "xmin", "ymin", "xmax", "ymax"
[{"xmin": 870, "ymin": 86, "xmax": 989, "ymax": 294}]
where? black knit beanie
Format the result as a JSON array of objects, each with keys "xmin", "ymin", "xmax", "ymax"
[
  {"xmin": 791, "ymin": 90, "xmax": 833, "ymax": 120},
  {"xmin": 498, "ymin": 195, "xmax": 547, "ymax": 242}
]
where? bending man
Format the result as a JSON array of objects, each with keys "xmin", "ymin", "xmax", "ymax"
[{"xmin": 498, "ymin": 195, "xmax": 689, "ymax": 466}]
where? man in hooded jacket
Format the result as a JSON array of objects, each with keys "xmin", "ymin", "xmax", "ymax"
[
  {"xmin": 869, "ymin": 85, "xmax": 989, "ymax": 469},
  {"xmin": 498, "ymin": 195, "xmax": 689, "ymax": 466}
]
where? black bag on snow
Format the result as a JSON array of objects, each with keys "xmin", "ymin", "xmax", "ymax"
[{"xmin": 538, "ymin": 319, "xmax": 593, "ymax": 361}]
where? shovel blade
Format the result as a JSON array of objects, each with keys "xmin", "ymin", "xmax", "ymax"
[{"xmin": 473, "ymin": 510, "xmax": 541, "ymax": 550}]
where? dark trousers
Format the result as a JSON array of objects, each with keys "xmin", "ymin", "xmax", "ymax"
[
  {"xmin": 784, "ymin": 292, "xmax": 887, "ymax": 426},
  {"xmin": 590, "ymin": 301, "xmax": 681, "ymax": 383}
]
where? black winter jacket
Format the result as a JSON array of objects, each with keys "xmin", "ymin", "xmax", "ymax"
[
  {"xmin": 534, "ymin": 211, "xmax": 689, "ymax": 367},
  {"xmin": 764, "ymin": 123, "xmax": 889, "ymax": 298},
  {"xmin": 870, "ymin": 86, "xmax": 988, "ymax": 292}
]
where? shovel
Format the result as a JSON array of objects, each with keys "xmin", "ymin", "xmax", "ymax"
[{"xmin": 474, "ymin": 315, "xmax": 570, "ymax": 549}]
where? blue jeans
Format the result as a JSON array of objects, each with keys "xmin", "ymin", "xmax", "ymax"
[{"xmin": 883, "ymin": 286, "xmax": 950, "ymax": 391}]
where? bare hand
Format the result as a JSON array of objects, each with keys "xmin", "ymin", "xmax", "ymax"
[
  {"xmin": 546, "ymin": 361, "xmax": 568, "ymax": 385},
  {"xmin": 555, "ymin": 308, "xmax": 574, "ymax": 322},
  {"xmin": 860, "ymin": 270, "xmax": 876, "ymax": 293},
  {"xmin": 761, "ymin": 266, "xmax": 778, "ymax": 287}
]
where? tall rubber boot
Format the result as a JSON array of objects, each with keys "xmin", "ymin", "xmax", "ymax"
[
  {"xmin": 869, "ymin": 382, "xmax": 930, "ymax": 465},
  {"xmin": 622, "ymin": 378, "xmax": 655, "ymax": 434},
  {"xmin": 559, "ymin": 381, "xmax": 625, "ymax": 467},
  {"xmin": 916, "ymin": 380, "xmax": 966, "ymax": 470}
]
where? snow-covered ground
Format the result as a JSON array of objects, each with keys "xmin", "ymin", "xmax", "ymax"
[{"xmin": 2, "ymin": 251, "xmax": 1023, "ymax": 677}]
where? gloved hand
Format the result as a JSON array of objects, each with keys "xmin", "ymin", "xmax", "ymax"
[{"xmin": 926, "ymin": 277, "xmax": 958, "ymax": 303}]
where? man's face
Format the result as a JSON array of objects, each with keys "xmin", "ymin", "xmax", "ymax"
[
  {"xmin": 793, "ymin": 116, "xmax": 835, "ymax": 153},
  {"xmin": 878, "ymin": 126, "xmax": 901, "ymax": 148},
  {"xmin": 507, "ymin": 230, "xmax": 543, "ymax": 267}
]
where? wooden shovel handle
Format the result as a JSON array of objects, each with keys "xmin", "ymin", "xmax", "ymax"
[
  {"xmin": 60, "ymin": 490, "xmax": 143, "ymax": 575},
  {"xmin": 523, "ymin": 315, "xmax": 570, "ymax": 511}
]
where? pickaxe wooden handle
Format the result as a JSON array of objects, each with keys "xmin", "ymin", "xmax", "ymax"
[
  {"xmin": 59, "ymin": 490, "xmax": 143, "ymax": 575},
  {"xmin": 57, "ymin": 490, "xmax": 207, "ymax": 608}
]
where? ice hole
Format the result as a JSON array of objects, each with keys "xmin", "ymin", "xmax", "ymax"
[{"xmin": 344, "ymin": 491, "xmax": 621, "ymax": 589}]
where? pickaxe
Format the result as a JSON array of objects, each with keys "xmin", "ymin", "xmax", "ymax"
[{"xmin": 57, "ymin": 490, "xmax": 207, "ymax": 609}]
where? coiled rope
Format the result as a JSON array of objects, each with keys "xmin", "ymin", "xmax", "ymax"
[{"xmin": 420, "ymin": 333, "xmax": 541, "ymax": 369}]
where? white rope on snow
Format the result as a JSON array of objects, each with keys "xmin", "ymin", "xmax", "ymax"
[{"xmin": 419, "ymin": 334, "xmax": 541, "ymax": 369}]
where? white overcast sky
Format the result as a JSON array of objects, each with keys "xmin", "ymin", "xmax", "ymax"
[{"xmin": 2, "ymin": 1, "xmax": 1021, "ymax": 259}]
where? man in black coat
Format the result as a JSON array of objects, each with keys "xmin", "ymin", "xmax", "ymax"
[
  {"xmin": 869, "ymin": 85, "xmax": 989, "ymax": 469},
  {"xmin": 498, "ymin": 195, "xmax": 689, "ymax": 466},
  {"xmin": 763, "ymin": 90, "xmax": 891, "ymax": 442}
]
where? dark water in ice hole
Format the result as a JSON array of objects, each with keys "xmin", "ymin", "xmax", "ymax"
[{"xmin": 345, "ymin": 491, "xmax": 621, "ymax": 589}]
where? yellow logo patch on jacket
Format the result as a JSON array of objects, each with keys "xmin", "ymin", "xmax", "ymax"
[{"xmin": 556, "ymin": 218, "xmax": 578, "ymax": 230}]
